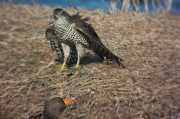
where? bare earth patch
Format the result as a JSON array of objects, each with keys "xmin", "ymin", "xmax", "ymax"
[{"xmin": 0, "ymin": 4, "xmax": 180, "ymax": 119}]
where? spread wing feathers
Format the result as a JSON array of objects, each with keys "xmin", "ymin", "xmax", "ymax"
[
  {"xmin": 76, "ymin": 28, "xmax": 125, "ymax": 68},
  {"xmin": 46, "ymin": 25, "xmax": 78, "ymax": 65},
  {"xmin": 69, "ymin": 12, "xmax": 101, "ymax": 43},
  {"xmin": 69, "ymin": 12, "xmax": 105, "ymax": 60},
  {"xmin": 49, "ymin": 37, "xmax": 56, "ymax": 51}
]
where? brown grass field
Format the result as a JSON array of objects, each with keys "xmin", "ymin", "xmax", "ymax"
[{"xmin": 0, "ymin": 4, "xmax": 180, "ymax": 119}]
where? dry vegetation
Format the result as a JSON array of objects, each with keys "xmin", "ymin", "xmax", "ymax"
[
  {"xmin": 102, "ymin": 0, "xmax": 173, "ymax": 13},
  {"xmin": 0, "ymin": 3, "xmax": 180, "ymax": 119}
]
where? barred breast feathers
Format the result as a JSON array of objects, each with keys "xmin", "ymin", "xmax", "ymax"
[{"xmin": 46, "ymin": 22, "xmax": 78, "ymax": 65}]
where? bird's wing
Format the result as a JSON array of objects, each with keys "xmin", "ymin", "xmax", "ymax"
[
  {"xmin": 70, "ymin": 12, "xmax": 102, "ymax": 43},
  {"xmin": 68, "ymin": 12, "xmax": 124, "ymax": 67},
  {"xmin": 69, "ymin": 12, "xmax": 105, "ymax": 60},
  {"xmin": 75, "ymin": 27, "xmax": 125, "ymax": 68},
  {"xmin": 46, "ymin": 22, "xmax": 78, "ymax": 65}
]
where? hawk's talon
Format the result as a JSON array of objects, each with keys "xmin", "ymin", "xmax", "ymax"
[
  {"xmin": 74, "ymin": 65, "xmax": 79, "ymax": 69},
  {"xmin": 60, "ymin": 66, "xmax": 67, "ymax": 71},
  {"xmin": 60, "ymin": 63, "xmax": 67, "ymax": 71},
  {"xmin": 74, "ymin": 56, "xmax": 80, "ymax": 69}
]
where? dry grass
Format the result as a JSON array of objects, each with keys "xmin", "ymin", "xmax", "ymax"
[
  {"xmin": 0, "ymin": 4, "xmax": 180, "ymax": 119},
  {"xmin": 3, "ymin": 0, "xmax": 173, "ymax": 13},
  {"xmin": 107, "ymin": 0, "xmax": 173, "ymax": 13}
]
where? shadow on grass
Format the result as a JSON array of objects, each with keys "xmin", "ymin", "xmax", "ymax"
[{"xmin": 55, "ymin": 52, "xmax": 104, "ymax": 66}]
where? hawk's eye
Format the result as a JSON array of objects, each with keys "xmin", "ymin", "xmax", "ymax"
[
  {"xmin": 57, "ymin": 100, "xmax": 61, "ymax": 103},
  {"xmin": 59, "ymin": 11, "xmax": 63, "ymax": 14}
]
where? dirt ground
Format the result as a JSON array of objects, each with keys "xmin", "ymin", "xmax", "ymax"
[{"xmin": 0, "ymin": 4, "xmax": 180, "ymax": 119}]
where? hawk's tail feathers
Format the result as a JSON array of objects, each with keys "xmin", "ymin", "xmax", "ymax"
[
  {"xmin": 77, "ymin": 28, "xmax": 125, "ymax": 68},
  {"xmin": 77, "ymin": 29, "xmax": 125, "ymax": 68},
  {"xmin": 91, "ymin": 41, "xmax": 125, "ymax": 68}
]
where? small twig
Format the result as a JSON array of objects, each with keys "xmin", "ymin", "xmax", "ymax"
[
  {"xmin": 2, "ymin": 65, "xmax": 19, "ymax": 79},
  {"xmin": 122, "ymin": 0, "xmax": 130, "ymax": 12},
  {"xmin": 152, "ymin": 0, "xmax": 156, "ymax": 12},
  {"xmin": 27, "ymin": 82, "xmax": 34, "ymax": 95},
  {"xmin": 165, "ymin": 0, "xmax": 172, "ymax": 12},
  {"xmin": 132, "ymin": 0, "xmax": 140, "ymax": 12},
  {"xmin": 24, "ymin": 5, "xmax": 35, "ymax": 16},
  {"xmin": 156, "ymin": 0, "xmax": 165, "ymax": 12},
  {"xmin": 144, "ymin": 0, "xmax": 149, "ymax": 14},
  {"xmin": 36, "ymin": 60, "xmax": 55, "ymax": 75},
  {"xmin": 101, "ymin": 0, "xmax": 110, "ymax": 10}
]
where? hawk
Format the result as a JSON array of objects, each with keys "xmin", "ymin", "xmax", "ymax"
[{"xmin": 46, "ymin": 8, "xmax": 125, "ymax": 71}]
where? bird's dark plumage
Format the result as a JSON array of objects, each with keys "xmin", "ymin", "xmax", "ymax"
[
  {"xmin": 76, "ymin": 28, "xmax": 125, "ymax": 68},
  {"xmin": 29, "ymin": 97, "xmax": 75, "ymax": 119},
  {"xmin": 46, "ymin": 8, "xmax": 125, "ymax": 70},
  {"xmin": 43, "ymin": 97, "xmax": 66, "ymax": 119}
]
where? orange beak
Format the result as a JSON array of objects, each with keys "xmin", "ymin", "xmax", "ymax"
[{"xmin": 63, "ymin": 97, "xmax": 75, "ymax": 106}]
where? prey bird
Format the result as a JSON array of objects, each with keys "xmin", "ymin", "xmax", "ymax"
[
  {"xmin": 46, "ymin": 8, "xmax": 125, "ymax": 71},
  {"xmin": 29, "ymin": 97, "xmax": 75, "ymax": 119}
]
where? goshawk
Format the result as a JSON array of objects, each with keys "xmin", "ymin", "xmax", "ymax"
[{"xmin": 46, "ymin": 8, "xmax": 125, "ymax": 70}]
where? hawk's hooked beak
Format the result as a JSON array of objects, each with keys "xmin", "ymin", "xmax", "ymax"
[{"xmin": 63, "ymin": 97, "xmax": 75, "ymax": 106}]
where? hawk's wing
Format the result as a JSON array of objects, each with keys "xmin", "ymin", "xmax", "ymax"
[
  {"xmin": 46, "ymin": 22, "xmax": 78, "ymax": 65},
  {"xmin": 76, "ymin": 28, "xmax": 125, "ymax": 68},
  {"xmin": 69, "ymin": 12, "xmax": 105, "ymax": 60},
  {"xmin": 69, "ymin": 14, "xmax": 125, "ymax": 68},
  {"xmin": 70, "ymin": 12, "xmax": 101, "ymax": 41}
]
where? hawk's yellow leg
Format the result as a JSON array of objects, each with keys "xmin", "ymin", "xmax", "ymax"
[
  {"xmin": 60, "ymin": 43, "xmax": 70, "ymax": 71},
  {"xmin": 75, "ymin": 44, "xmax": 84, "ymax": 69},
  {"xmin": 60, "ymin": 57, "xmax": 67, "ymax": 71},
  {"xmin": 75, "ymin": 56, "xmax": 80, "ymax": 68}
]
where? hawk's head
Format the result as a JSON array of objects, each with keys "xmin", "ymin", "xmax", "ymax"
[{"xmin": 53, "ymin": 8, "xmax": 70, "ymax": 21}]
